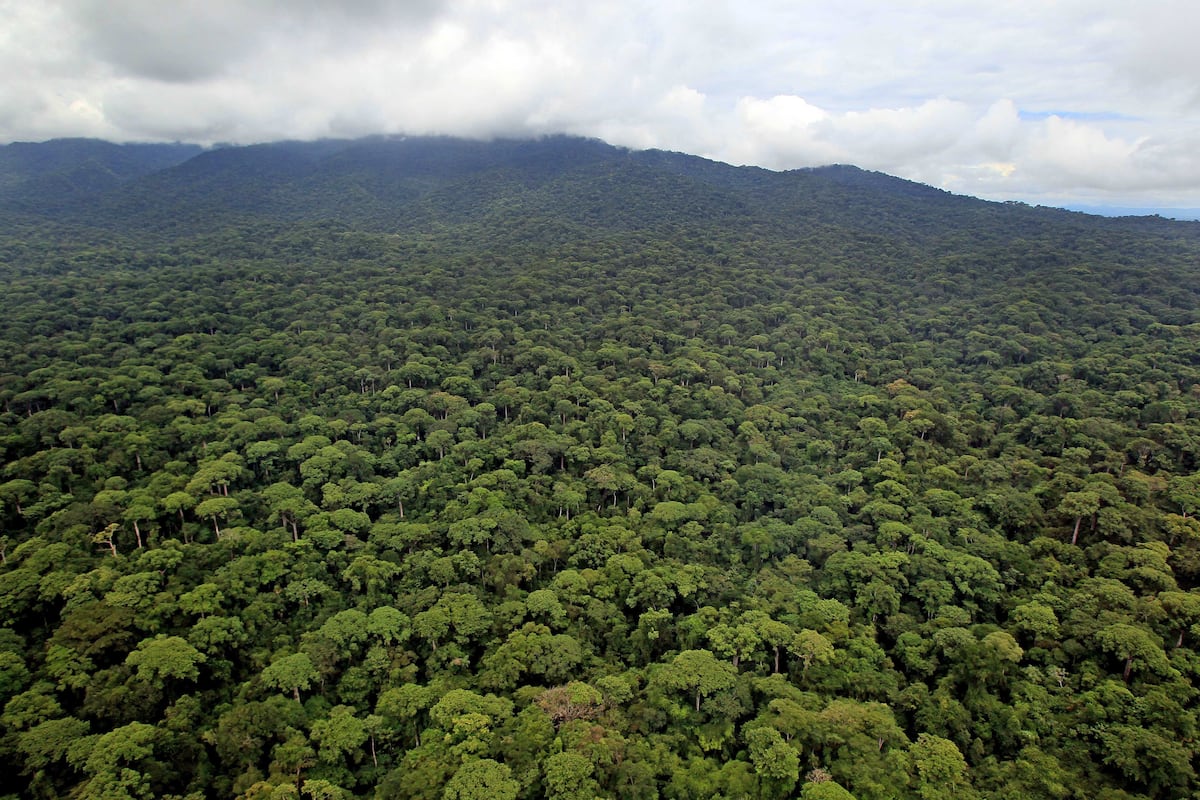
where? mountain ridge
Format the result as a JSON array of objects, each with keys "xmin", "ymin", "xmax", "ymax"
[{"xmin": 5, "ymin": 135, "xmax": 1195, "ymax": 243}]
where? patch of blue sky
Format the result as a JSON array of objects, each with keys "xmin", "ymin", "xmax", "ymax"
[
  {"xmin": 1018, "ymin": 109, "xmax": 1139, "ymax": 122},
  {"xmin": 1065, "ymin": 205, "xmax": 1200, "ymax": 221}
]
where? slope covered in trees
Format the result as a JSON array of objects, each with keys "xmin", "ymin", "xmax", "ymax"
[{"xmin": 1, "ymin": 136, "xmax": 1200, "ymax": 800}]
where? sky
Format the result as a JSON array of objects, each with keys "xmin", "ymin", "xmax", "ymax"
[{"xmin": 4, "ymin": 0, "xmax": 1200, "ymax": 212}]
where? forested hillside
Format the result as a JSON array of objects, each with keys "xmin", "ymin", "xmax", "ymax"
[{"xmin": 2, "ymin": 136, "xmax": 1200, "ymax": 800}]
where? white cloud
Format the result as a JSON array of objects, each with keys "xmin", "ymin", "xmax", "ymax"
[
  {"xmin": 1024, "ymin": 117, "xmax": 1144, "ymax": 189},
  {"xmin": 731, "ymin": 95, "xmax": 835, "ymax": 167},
  {"xmin": 2, "ymin": 0, "xmax": 1200, "ymax": 207},
  {"xmin": 968, "ymin": 100, "xmax": 1022, "ymax": 161}
]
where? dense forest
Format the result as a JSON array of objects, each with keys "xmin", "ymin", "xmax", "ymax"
[{"xmin": 2, "ymin": 135, "xmax": 1200, "ymax": 800}]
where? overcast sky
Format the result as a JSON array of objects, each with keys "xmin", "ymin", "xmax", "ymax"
[{"xmin": 4, "ymin": 1, "xmax": 1200, "ymax": 210}]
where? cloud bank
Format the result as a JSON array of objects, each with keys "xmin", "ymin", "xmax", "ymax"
[{"xmin": 3, "ymin": 0, "xmax": 1200, "ymax": 208}]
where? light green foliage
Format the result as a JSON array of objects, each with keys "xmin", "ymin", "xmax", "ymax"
[
  {"xmin": 429, "ymin": 689, "xmax": 513, "ymax": 731},
  {"xmin": 376, "ymin": 683, "xmax": 434, "ymax": 748},
  {"xmin": 318, "ymin": 609, "xmax": 370, "ymax": 652},
  {"xmin": 366, "ymin": 605, "xmax": 411, "ymax": 645},
  {"xmin": 415, "ymin": 592, "xmax": 494, "ymax": 653},
  {"xmin": 72, "ymin": 721, "xmax": 161, "ymax": 800},
  {"xmin": 791, "ymin": 629, "xmax": 836, "ymax": 673},
  {"xmin": 910, "ymin": 733, "xmax": 975, "ymax": 800},
  {"xmin": 524, "ymin": 588, "xmax": 567, "ymax": 628},
  {"xmin": 2, "ymin": 682, "xmax": 63, "ymax": 731},
  {"xmin": 443, "ymin": 758, "xmax": 519, "ymax": 800},
  {"xmin": 1094, "ymin": 623, "xmax": 1175, "ymax": 680},
  {"xmin": 310, "ymin": 705, "xmax": 367, "ymax": 764},
  {"xmin": 16, "ymin": 716, "xmax": 90, "ymax": 770},
  {"xmin": 183, "ymin": 614, "xmax": 244, "ymax": 657},
  {"xmin": 746, "ymin": 725, "xmax": 800, "ymax": 790},
  {"xmin": 178, "ymin": 582, "xmax": 224, "ymax": 617},
  {"xmin": 660, "ymin": 649, "xmax": 738, "ymax": 712},
  {"xmin": 194, "ymin": 496, "xmax": 240, "ymax": 536},
  {"xmin": 126, "ymin": 634, "xmax": 206, "ymax": 682},
  {"xmin": 800, "ymin": 779, "xmax": 859, "ymax": 800},
  {"xmin": 261, "ymin": 653, "xmax": 319, "ymax": 701},
  {"xmin": 543, "ymin": 751, "xmax": 599, "ymax": 800},
  {"xmin": 1010, "ymin": 601, "xmax": 1060, "ymax": 642},
  {"xmin": 302, "ymin": 778, "xmax": 353, "ymax": 800}
]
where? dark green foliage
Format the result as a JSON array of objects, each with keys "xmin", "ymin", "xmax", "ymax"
[
  {"xmin": 1, "ymin": 135, "xmax": 1200, "ymax": 799},
  {"xmin": 0, "ymin": 138, "xmax": 202, "ymax": 215}
]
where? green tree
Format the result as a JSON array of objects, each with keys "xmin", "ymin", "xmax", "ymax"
[
  {"xmin": 125, "ymin": 634, "xmax": 206, "ymax": 683},
  {"xmin": 909, "ymin": 733, "xmax": 975, "ymax": 800},
  {"xmin": 1059, "ymin": 491, "xmax": 1101, "ymax": 546},
  {"xmin": 660, "ymin": 649, "xmax": 738, "ymax": 712},
  {"xmin": 800, "ymin": 777, "xmax": 859, "ymax": 800},
  {"xmin": 443, "ymin": 758, "xmax": 519, "ymax": 800},
  {"xmin": 262, "ymin": 652, "xmax": 320, "ymax": 702},
  {"xmin": 72, "ymin": 721, "xmax": 162, "ymax": 800},
  {"xmin": 746, "ymin": 725, "xmax": 800, "ymax": 797},
  {"xmin": 1094, "ymin": 623, "xmax": 1174, "ymax": 682},
  {"xmin": 311, "ymin": 705, "xmax": 368, "ymax": 765},
  {"xmin": 543, "ymin": 751, "xmax": 599, "ymax": 800}
]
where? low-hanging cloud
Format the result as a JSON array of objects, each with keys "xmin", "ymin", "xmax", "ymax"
[{"xmin": 4, "ymin": 0, "xmax": 1200, "ymax": 208}]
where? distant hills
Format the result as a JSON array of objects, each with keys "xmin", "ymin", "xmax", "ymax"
[
  {"xmin": 0, "ymin": 138, "xmax": 202, "ymax": 213},
  {"xmin": 1066, "ymin": 204, "xmax": 1200, "ymax": 222},
  {"xmin": 3, "ymin": 135, "xmax": 1196, "ymax": 243}
]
